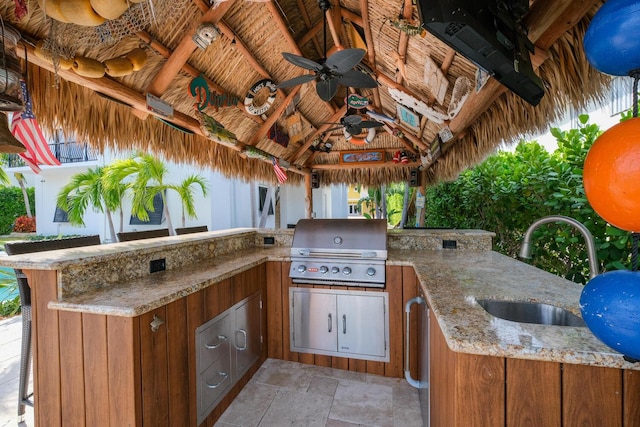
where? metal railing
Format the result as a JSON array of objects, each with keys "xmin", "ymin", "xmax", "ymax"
[{"xmin": 3, "ymin": 141, "xmax": 98, "ymax": 168}]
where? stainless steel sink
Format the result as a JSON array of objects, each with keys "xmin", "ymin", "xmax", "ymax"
[{"xmin": 476, "ymin": 299, "xmax": 586, "ymax": 327}]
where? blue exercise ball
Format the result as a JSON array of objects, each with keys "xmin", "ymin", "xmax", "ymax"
[
  {"xmin": 584, "ymin": 0, "xmax": 640, "ymax": 76},
  {"xmin": 580, "ymin": 270, "xmax": 640, "ymax": 360}
]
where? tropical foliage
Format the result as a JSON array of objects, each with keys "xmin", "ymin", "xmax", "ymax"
[
  {"xmin": 423, "ymin": 115, "xmax": 632, "ymax": 284},
  {"xmin": 0, "ymin": 186, "xmax": 35, "ymax": 235},
  {"xmin": 58, "ymin": 154, "xmax": 209, "ymax": 239}
]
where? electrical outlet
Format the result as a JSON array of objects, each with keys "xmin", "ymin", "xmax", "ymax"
[
  {"xmin": 150, "ymin": 258, "xmax": 166, "ymax": 273},
  {"xmin": 442, "ymin": 240, "xmax": 457, "ymax": 249},
  {"xmin": 263, "ymin": 236, "xmax": 275, "ymax": 246}
]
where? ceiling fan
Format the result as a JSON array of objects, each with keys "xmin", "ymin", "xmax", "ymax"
[
  {"xmin": 325, "ymin": 114, "xmax": 384, "ymax": 136},
  {"xmin": 276, "ymin": 0, "xmax": 378, "ymax": 102}
]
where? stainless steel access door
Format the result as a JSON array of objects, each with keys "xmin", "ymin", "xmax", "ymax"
[
  {"xmin": 291, "ymin": 289, "xmax": 338, "ymax": 353},
  {"xmin": 337, "ymin": 293, "xmax": 387, "ymax": 358},
  {"xmin": 234, "ymin": 292, "xmax": 262, "ymax": 378}
]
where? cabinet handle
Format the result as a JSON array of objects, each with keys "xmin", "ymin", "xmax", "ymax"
[
  {"xmin": 342, "ymin": 314, "xmax": 346, "ymax": 334},
  {"xmin": 205, "ymin": 372, "xmax": 229, "ymax": 389},
  {"xmin": 328, "ymin": 313, "xmax": 332, "ymax": 333},
  {"xmin": 404, "ymin": 296, "xmax": 427, "ymax": 389},
  {"xmin": 235, "ymin": 329, "xmax": 247, "ymax": 351},
  {"xmin": 204, "ymin": 335, "xmax": 228, "ymax": 350}
]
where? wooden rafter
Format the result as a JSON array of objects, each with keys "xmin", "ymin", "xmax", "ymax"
[
  {"xmin": 146, "ymin": 1, "xmax": 235, "ymax": 96},
  {"xmin": 357, "ymin": 0, "xmax": 382, "ymax": 109},
  {"xmin": 296, "ymin": 0, "xmax": 324, "ymax": 58}
]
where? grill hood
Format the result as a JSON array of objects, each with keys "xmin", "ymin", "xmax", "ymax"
[{"xmin": 291, "ymin": 219, "xmax": 388, "ymax": 259}]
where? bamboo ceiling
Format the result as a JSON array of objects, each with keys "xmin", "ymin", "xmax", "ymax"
[{"xmin": 0, "ymin": 0, "xmax": 610, "ymax": 186}]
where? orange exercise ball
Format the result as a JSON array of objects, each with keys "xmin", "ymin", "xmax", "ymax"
[{"xmin": 583, "ymin": 118, "xmax": 640, "ymax": 232}]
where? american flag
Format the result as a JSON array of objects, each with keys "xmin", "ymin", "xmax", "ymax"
[
  {"xmin": 272, "ymin": 156, "xmax": 288, "ymax": 184},
  {"xmin": 11, "ymin": 81, "xmax": 60, "ymax": 174}
]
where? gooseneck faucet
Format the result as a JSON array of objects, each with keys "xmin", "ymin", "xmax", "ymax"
[{"xmin": 519, "ymin": 215, "xmax": 599, "ymax": 279}]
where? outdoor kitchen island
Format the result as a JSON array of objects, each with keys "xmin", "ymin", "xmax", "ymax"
[{"xmin": 1, "ymin": 228, "xmax": 638, "ymax": 427}]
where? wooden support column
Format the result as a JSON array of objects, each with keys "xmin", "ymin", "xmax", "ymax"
[{"xmin": 305, "ymin": 174, "xmax": 313, "ymax": 219}]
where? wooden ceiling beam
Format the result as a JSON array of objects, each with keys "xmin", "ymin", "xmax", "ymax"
[
  {"xmin": 297, "ymin": 0, "xmax": 324, "ymax": 57},
  {"xmin": 525, "ymin": 0, "xmax": 600, "ymax": 49},
  {"xmin": 297, "ymin": 20, "xmax": 324, "ymax": 49},
  {"xmin": 357, "ymin": 0, "xmax": 381, "ymax": 109},
  {"xmin": 394, "ymin": 0, "xmax": 414, "ymax": 85},
  {"xmin": 146, "ymin": 1, "xmax": 235, "ymax": 96}
]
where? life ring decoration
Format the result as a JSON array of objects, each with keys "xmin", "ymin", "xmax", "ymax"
[
  {"xmin": 244, "ymin": 79, "xmax": 277, "ymax": 115},
  {"xmin": 343, "ymin": 127, "xmax": 376, "ymax": 146}
]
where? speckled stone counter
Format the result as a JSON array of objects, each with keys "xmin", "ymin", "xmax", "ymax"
[{"xmin": 1, "ymin": 227, "xmax": 636, "ymax": 371}]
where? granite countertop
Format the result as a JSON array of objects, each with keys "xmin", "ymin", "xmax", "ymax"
[
  {"xmin": 1, "ymin": 229, "xmax": 636, "ymax": 371},
  {"xmin": 388, "ymin": 249, "xmax": 639, "ymax": 371}
]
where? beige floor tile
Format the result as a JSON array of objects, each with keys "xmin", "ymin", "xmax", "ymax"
[
  {"xmin": 307, "ymin": 375, "xmax": 339, "ymax": 397},
  {"xmin": 216, "ymin": 382, "xmax": 278, "ymax": 427},
  {"xmin": 259, "ymin": 388, "xmax": 333, "ymax": 427},
  {"xmin": 328, "ymin": 379, "xmax": 394, "ymax": 427}
]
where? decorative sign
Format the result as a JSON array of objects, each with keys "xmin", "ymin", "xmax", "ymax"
[
  {"xmin": 189, "ymin": 75, "xmax": 239, "ymax": 112},
  {"xmin": 346, "ymin": 93, "xmax": 369, "ymax": 109},
  {"xmin": 146, "ymin": 93, "xmax": 173, "ymax": 118},
  {"xmin": 244, "ymin": 79, "xmax": 277, "ymax": 115},
  {"xmin": 396, "ymin": 104, "xmax": 420, "ymax": 133},
  {"xmin": 423, "ymin": 55, "xmax": 448, "ymax": 105},
  {"xmin": 340, "ymin": 150, "xmax": 385, "ymax": 164},
  {"xmin": 438, "ymin": 126, "xmax": 453, "ymax": 143},
  {"xmin": 475, "ymin": 68, "xmax": 491, "ymax": 92}
]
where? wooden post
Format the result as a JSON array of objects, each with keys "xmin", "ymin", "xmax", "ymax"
[
  {"xmin": 417, "ymin": 170, "xmax": 427, "ymax": 227},
  {"xmin": 305, "ymin": 174, "xmax": 313, "ymax": 219}
]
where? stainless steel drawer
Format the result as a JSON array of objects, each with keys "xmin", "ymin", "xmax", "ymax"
[
  {"xmin": 198, "ymin": 356, "xmax": 232, "ymax": 420},
  {"xmin": 197, "ymin": 312, "xmax": 232, "ymax": 374}
]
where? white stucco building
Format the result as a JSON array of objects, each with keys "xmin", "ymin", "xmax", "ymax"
[{"xmin": 5, "ymin": 145, "xmax": 348, "ymax": 242}]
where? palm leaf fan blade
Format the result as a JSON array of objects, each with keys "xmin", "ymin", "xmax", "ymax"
[
  {"xmin": 337, "ymin": 69, "xmax": 378, "ymax": 88},
  {"xmin": 276, "ymin": 74, "xmax": 317, "ymax": 89},
  {"xmin": 316, "ymin": 78, "xmax": 339, "ymax": 102},
  {"xmin": 325, "ymin": 48, "xmax": 366, "ymax": 72},
  {"xmin": 282, "ymin": 52, "xmax": 323, "ymax": 71}
]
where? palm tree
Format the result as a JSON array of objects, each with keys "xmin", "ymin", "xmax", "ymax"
[
  {"xmin": 173, "ymin": 175, "xmax": 209, "ymax": 228},
  {"xmin": 56, "ymin": 166, "xmax": 119, "ymax": 242},
  {"xmin": 107, "ymin": 153, "xmax": 208, "ymax": 235},
  {"xmin": 13, "ymin": 173, "xmax": 33, "ymax": 219},
  {"xmin": 0, "ymin": 164, "xmax": 9, "ymax": 186}
]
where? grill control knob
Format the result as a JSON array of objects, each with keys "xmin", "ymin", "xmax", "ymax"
[
  {"xmin": 320, "ymin": 266, "xmax": 329, "ymax": 274},
  {"xmin": 343, "ymin": 267, "xmax": 352, "ymax": 276},
  {"xmin": 297, "ymin": 265, "xmax": 306, "ymax": 273},
  {"xmin": 331, "ymin": 266, "xmax": 340, "ymax": 274},
  {"xmin": 366, "ymin": 267, "xmax": 376, "ymax": 277}
]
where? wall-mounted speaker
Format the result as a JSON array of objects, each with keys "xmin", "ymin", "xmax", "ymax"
[
  {"xmin": 311, "ymin": 171, "xmax": 320, "ymax": 189},
  {"xmin": 409, "ymin": 168, "xmax": 420, "ymax": 187}
]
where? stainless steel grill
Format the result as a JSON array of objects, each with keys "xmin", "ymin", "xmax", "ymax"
[{"xmin": 289, "ymin": 219, "xmax": 388, "ymax": 287}]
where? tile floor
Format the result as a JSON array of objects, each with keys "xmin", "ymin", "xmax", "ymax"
[
  {"xmin": 0, "ymin": 316, "xmax": 33, "ymax": 427},
  {"xmin": 215, "ymin": 358, "xmax": 424, "ymax": 427}
]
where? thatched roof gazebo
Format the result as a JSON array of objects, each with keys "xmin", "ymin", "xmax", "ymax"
[{"xmin": 0, "ymin": 0, "xmax": 610, "ymax": 189}]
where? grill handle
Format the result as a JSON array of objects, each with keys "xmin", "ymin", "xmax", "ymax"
[{"xmin": 297, "ymin": 250, "xmax": 379, "ymax": 258}]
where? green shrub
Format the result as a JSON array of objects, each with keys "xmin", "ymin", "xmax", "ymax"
[
  {"xmin": 424, "ymin": 115, "xmax": 632, "ymax": 284},
  {"xmin": 0, "ymin": 187, "xmax": 35, "ymax": 235}
]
